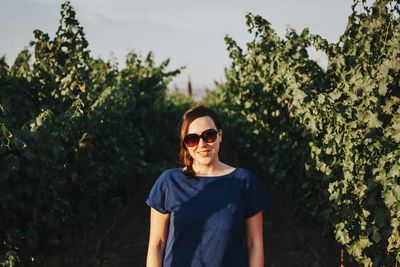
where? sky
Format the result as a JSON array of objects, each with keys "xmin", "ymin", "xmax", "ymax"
[{"xmin": 0, "ymin": 0, "xmax": 353, "ymax": 99}]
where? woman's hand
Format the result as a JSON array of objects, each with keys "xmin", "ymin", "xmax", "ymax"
[
  {"xmin": 146, "ymin": 208, "xmax": 170, "ymax": 267},
  {"xmin": 245, "ymin": 211, "xmax": 264, "ymax": 267}
]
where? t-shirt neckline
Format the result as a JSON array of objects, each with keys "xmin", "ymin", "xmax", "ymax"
[{"xmin": 180, "ymin": 167, "xmax": 239, "ymax": 178}]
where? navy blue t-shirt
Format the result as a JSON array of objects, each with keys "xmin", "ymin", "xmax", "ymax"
[{"xmin": 145, "ymin": 167, "xmax": 272, "ymax": 267}]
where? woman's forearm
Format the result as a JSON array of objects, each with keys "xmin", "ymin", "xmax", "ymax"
[
  {"xmin": 247, "ymin": 243, "xmax": 264, "ymax": 267},
  {"xmin": 146, "ymin": 243, "xmax": 165, "ymax": 267}
]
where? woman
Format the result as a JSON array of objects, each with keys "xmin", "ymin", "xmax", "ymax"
[{"xmin": 145, "ymin": 104, "xmax": 271, "ymax": 267}]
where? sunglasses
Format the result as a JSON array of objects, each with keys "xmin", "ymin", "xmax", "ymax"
[{"xmin": 184, "ymin": 128, "xmax": 218, "ymax": 147}]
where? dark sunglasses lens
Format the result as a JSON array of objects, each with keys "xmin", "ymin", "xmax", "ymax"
[
  {"xmin": 184, "ymin": 134, "xmax": 199, "ymax": 147},
  {"xmin": 203, "ymin": 129, "xmax": 218, "ymax": 143}
]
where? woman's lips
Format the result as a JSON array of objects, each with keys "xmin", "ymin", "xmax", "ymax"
[{"xmin": 198, "ymin": 151, "xmax": 210, "ymax": 157}]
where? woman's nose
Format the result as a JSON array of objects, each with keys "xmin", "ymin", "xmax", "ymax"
[{"xmin": 198, "ymin": 137, "xmax": 207, "ymax": 147}]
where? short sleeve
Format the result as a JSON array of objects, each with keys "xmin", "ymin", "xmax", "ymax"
[
  {"xmin": 244, "ymin": 171, "xmax": 272, "ymax": 219},
  {"xmin": 145, "ymin": 171, "xmax": 169, "ymax": 214}
]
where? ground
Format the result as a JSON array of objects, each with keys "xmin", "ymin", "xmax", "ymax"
[{"xmin": 43, "ymin": 175, "xmax": 361, "ymax": 267}]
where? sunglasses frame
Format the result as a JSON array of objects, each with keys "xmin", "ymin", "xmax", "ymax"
[{"xmin": 184, "ymin": 128, "xmax": 219, "ymax": 148}]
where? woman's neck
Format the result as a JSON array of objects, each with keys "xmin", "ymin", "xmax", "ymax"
[{"xmin": 192, "ymin": 160, "xmax": 227, "ymax": 176}]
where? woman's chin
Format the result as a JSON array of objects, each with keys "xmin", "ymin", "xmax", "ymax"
[{"xmin": 195, "ymin": 157, "xmax": 212, "ymax": 164}]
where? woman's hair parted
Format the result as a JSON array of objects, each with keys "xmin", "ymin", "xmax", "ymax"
[{"xmin": 179, "ymin": 104, "xmax": 222, "ymax": 178}]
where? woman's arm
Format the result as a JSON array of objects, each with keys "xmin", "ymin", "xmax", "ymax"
[
  {"xmin": 245, "ymin": 210, "xmax": 264, "ymax": 267},
  {"xmin": 146, "ymin": 207, "xmax": 170, "ymax": 267}
]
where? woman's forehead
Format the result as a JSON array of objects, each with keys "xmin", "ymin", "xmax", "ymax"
[{"xmin": 187, "ymin": 116, "xmax": 216, "ymax": 133}]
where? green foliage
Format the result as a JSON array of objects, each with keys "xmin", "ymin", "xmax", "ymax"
[
  {"xmin": 205, "ymin": 0, "xmax": 399, "ymax": 265},
  {"xmin": 2, "ymin": 0, "xmax": 398, "ymax": 265},
  {"xmin": 31, "ymin": 1, "xmax": 91, "ymax": 112},
  {"xmin": 0, "ymin": 1, "xmax": 184, "ymax": 265},
  {"xmin": 166, "ymin": 87, "xmax": 194, "ymax": 106},
  {"xmin": 320, "ymin": 1, "xmax": 400, "ymax": 264},
  {"xmin": 0, "ymin": 250, "xmax": 20, "ymax": 267}
]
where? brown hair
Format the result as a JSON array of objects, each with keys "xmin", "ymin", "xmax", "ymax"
[{"xmin": 179, "ymin": 104, "xmax": 222, "ymax": 178}]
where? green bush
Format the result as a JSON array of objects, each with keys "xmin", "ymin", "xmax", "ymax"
[
  {"xmin": 204, "ymin": 0, "xmax": 399, "ymax": 265},
  {"xmin": 0, "ymin": 2, "xmax": 189, "ymax": 265}
]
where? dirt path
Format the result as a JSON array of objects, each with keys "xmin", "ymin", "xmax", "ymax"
[{"xmin": 43, "ymin": 175, "xmax": 360, "ymax": 267}]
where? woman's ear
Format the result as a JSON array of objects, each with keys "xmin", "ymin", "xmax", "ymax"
[{"xmin": 219, "ymin": 129, "xmax": 222, "ymax": 143}]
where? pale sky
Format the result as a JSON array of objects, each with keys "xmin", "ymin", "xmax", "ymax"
[{"xmin": 0, "ymin": 0, "xmax": 352, "ymax": 98}]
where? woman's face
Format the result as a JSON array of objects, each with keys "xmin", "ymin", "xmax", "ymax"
[{"xmin": 186, "ymin": 116, "xmax": 222, "ymax": 166}]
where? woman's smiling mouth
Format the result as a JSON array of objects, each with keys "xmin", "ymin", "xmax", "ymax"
[{"xmin": 198, "ymin": 150, "xmax": 210, "ymax": 156}]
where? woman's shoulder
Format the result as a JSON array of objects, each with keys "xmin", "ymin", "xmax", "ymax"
[
  {"xmin": 231, "ymin": 167, "xmax": 261, "ymax": 185},
  {"xmin": 164, "ymin": 167, "xmax": 184, "ymax": 175},
  {"xmin": 232, "ymin": 167, "xmax": 255, "ymax": 177},
  {"xmin": 157, "ymin": 167, "xmax": 184, "ymax": 181}
]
